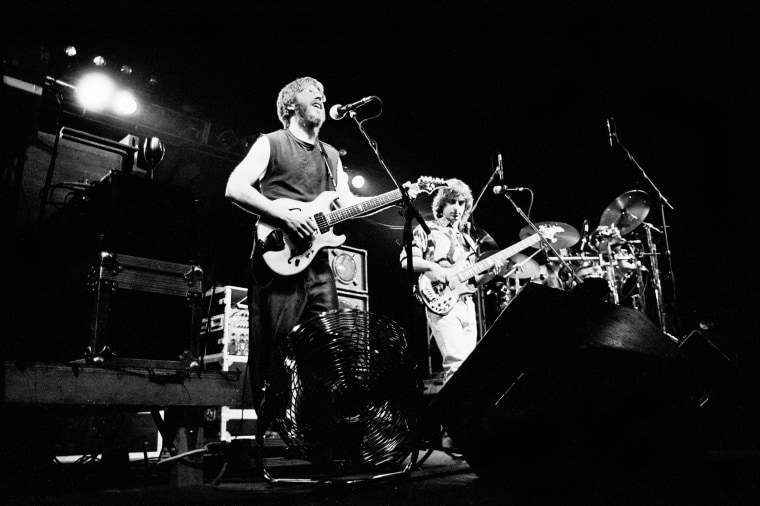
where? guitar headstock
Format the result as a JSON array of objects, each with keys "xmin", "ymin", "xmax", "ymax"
[
  {"xmin": 414, "ymin": 176, "xmax": 448, "ymax": 195},
  {"xmin": 539, "ymin": 225, "xmax": 565, "ymax": 242}
]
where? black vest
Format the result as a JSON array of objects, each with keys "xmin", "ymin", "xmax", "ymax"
[{"xmin": 259, "ymin": 129, "xmax": 339, "ymax": 203}]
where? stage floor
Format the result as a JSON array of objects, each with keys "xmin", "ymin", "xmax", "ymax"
[{"xmin": 2, "ymin": 448, "xmax": 760, "ymax": 505}]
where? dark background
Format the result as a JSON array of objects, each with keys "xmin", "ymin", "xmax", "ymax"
[{"xmin": 3, "ymin": 1, "xmax": 759, "ymax": 363}]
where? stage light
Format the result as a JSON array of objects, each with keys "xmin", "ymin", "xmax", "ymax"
[
  {"xmin": 351, "ymin": 174, "xmax": 366, "ymax": 189},
  {"xmin": 120, "ymin": 65, "xmax": 133, "ymax": 76},
  {"xmin": 112, "ymin": 89, "xmax": 138, "ymax": 115},
  {"xmin": 75, "ymin": 72, "xmax": 116, "ymax": 111},
  {"xmin": 64, "ymin": 46, "xmax": 77, "ymax": 57},
  {"xmin": 93, "ymin": 55, "xmax": 107, "ymax": 66}
]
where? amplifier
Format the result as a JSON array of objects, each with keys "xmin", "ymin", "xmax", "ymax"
[
  {"xmin": 88, "ymin": 251, "xmax": 203, "ymax": 361},
  {"xmin": 329, "ymin": 245, "xmax": 368, "ymax": 294},
  {"xmin": 337, "ymin": 290, "xmax": 369, "ymax": 312}
]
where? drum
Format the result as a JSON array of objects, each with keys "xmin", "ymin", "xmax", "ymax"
[
  {"xmin": 571, "ymin": 260, "xmax": 613, "ymax": 302},
  {"xmin": 575, "ymin": 262, "xmax": 605, "ymax": 281}
]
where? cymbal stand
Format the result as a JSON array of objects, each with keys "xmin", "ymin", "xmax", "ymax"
[
  {"xmin": 611, "ymin": 118, "xmax": 677, "ymax": 337},
  {"xmin": 642, "ymin": 222, "xmax": 675, "ymax": 340}
]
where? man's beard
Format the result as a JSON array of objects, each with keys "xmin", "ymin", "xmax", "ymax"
[{"xmin": 294, "ymin": 103, "xmax": 324, "ymax": 130}]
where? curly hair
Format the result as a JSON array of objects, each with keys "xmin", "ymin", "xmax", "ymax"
[
  {"xmin": 276, "ymin": 76, "xmax": 325, "ymax": 128},
  {"xmin": 432, "ymin": 178, "xmax": 473, "ymax": 219}
]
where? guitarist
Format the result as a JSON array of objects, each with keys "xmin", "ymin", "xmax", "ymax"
[
  {"xmin": 400, "ymin": 179, "xmax": 501, "ymax": 385},
  {"xmin": 225, "ymin": 77, "xmax": 383, "ymax": 423}
]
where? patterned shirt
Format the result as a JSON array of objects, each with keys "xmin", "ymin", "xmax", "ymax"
[{"xmin": 400, "ymin": 218, "xmax": 476, "ymax": 267}]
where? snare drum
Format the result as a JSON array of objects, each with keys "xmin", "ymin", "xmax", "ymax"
[{"xmin": 575, "ymin": 262, "xmax": 605, "ymax": 280}]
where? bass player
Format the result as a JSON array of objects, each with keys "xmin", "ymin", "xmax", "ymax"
[{"xmin": 400, "ymin": 178, "xmax": 502, "ymax": 384}]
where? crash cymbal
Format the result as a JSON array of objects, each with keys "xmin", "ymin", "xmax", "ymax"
[
  {"xmin": 477, "ymin": 251, "xmax": 540, "ymax": 281},
  {"xmin": 519, "ymin": 221, "xmax": 580, "ymax": 250},
  {"xmin": 599, "ymin": 190, "xmax": 650, "ymax": 235}
]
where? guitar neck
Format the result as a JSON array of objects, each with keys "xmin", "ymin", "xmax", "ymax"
[
  {"xmin": 323, "ymin": 188, "xmax": 403, "ymax": 227},
  {"xmin": 457, "ymin": 233, "xmax": 542, "ymax": 281}
]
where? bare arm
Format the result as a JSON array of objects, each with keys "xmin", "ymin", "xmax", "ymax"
[{"xmin": 224, "ymin": 136, "xmax": 317, "ymax": 239}]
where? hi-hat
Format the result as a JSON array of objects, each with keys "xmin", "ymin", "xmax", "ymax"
[
  {"xmin": 599, "ymin": 190, "xmax": 650, "ymax": 235},
  {"xmin": 519, "ymin": 221, "xmax": 580, "ymax": 250}
]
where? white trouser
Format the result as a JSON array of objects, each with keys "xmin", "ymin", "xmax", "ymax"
[{"xmin": 427, "ymin": 296, "xmax": 477, "ymax": 383}]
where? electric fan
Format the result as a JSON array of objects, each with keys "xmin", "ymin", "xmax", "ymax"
[{"xmin": 272, "ymin": 309, "xmax": 418, "ymax": 470}]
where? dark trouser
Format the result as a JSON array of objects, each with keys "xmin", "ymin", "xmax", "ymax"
[{"xmin": 247, "ymin": 248, "xmax": 338, "ymax": 422}]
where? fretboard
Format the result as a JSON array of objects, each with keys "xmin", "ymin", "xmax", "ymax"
[
  {"xmin": 323, "ymin": 189, "xmax": 403, "ymax": 227},
  {"xmin": 456, "ymin": 233, "xmax": 542, "ymax": 281}
]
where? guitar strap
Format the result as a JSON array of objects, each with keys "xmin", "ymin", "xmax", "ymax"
[
  {"xmin": 460, "ymin": 228, "xmax": 480, "ymax": 253},
  {"xmin": 318, "ymin": 140, "xmax": 338, "ymax": 191}
]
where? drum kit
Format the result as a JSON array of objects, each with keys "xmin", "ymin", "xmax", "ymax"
[{"xmin": 483, "ymin": 190, "xmax": 659, "ymax": 313}]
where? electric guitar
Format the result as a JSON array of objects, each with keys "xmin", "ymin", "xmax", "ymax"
[
  {"xmin": 258, "ymin": 176, "xmax": 447, "ymax": 276},
  {"xmin": 418, "ymin": 225, "xmax": 564, "ymax": 315}
]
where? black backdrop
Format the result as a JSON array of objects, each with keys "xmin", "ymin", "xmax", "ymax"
[{"xmin": 3, "ymin": 1, "xmax": 760, "ymax": 363}]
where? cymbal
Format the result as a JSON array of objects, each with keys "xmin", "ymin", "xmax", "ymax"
[
  {"xmin": 477, "ymin": 251, "xmax": 540, "ymax": 281},
  {"xmin": 505, "ymin": 253, "xmax": 541, "ymax": 279},
  {"xmin": 599, "ymin": 190, "xmax": 650, "ymax": 235},
  {"xmin": 519, "ymin": 221, "xmax": 580, "ymax": 250}
]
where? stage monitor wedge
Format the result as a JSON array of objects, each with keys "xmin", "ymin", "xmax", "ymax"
[{"xmin": 432, "ymin": 283, "xmax": 703, "ymax": 486}]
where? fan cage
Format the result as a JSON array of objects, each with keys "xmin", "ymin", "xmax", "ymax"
[{"xmin": 273, "ymin": 309, "xmax": 418, "ymax": 468}]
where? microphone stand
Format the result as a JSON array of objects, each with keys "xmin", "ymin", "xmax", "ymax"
[
  {"xmin": 348, "ymin": 109, "xmax": 429, "ymax": 462},
  {"xmin": 496, "ymin": 192, "xmax": 582, "ymax": 286},
  {"xmin": 612, "ymin": 129, "xmax": 678, "ymax": 339},
  {"xmin": 468, "ymin": 160, "xmax": 501, "ymax": 338}
]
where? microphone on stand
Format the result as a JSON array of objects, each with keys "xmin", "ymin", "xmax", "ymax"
[
  {"xmin": 493, "ymin": 185, "xmax": 527, "ymax": 194},
  {"xmin": 606, "ymin": 117, "xmax": 617, "ymax": 147},
  {"xmin": 329, "ymin": 96, "xmax": 376, "ymax": 120},
  {"xmin": 580, "ymin": 219, "xmax": 589, "ymax": 250}
]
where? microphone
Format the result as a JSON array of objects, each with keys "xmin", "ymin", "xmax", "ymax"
[
  {"xmin": 606, "ymin": 117, "xmax": 616, "ymax": 147},
  {"xmin": 580, "ymin": 219, "xmax": 589, "ymax": 250},
  {"xmin": 329, "ymin": 96, "xmax": 375, "ymax": 120},
  {"xmin": 493, "ymin": 185, "xmax": 526, "ymax": 194},
  {"xmin": 496, "ymin": 152, "xmax": 504, "ymax": 180}
]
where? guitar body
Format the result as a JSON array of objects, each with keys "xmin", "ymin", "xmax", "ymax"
[
  {"xmin": 417, "ymin": 256, "xmax": 477, "ymax": 316},
  {"xmin": 416, "ymin": 225, "xmax": 564, "ymax": 315},
  {"xmin": 256, "ymin": 177, "xmax": 447, "ymax": 276},
  {"xmin": 258, "ymin": 192, "xmax": 346, "ymax": 276}
]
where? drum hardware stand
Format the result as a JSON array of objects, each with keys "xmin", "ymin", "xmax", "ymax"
[
  {"xmin": 601, "ymin": 247, "xmax": 621, "ymax": 305},
  {"xmin": 629, "ymin": 241, "xmax": 648, "ymax": 313}
]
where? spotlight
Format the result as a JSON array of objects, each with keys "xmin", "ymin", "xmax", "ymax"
[
  {"xmin": 64, "ymin": 46, "xmax": 77, "ymax": 57},
  {"xmin": 75, "ymin": 72, "xmax": 116, "ymax": 111},
  {"xmin": 112, "ymin": 89, "xmax": 138, "ymax": 115},
  {"xmin": 351, "ymin": 174, "xmax": 366, "ymax": 189},
  {"xmin": 92, "ymin": 55, "xmax": 107, "ymax": 66},
  {"xmin": 120, "ymin": 65, "xmax": 133, "ymax": 76}
]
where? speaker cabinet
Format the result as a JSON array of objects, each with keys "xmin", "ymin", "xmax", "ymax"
[
  {"xmin": 329, "ymin": 245, "xmax": 368, "ymax": 293},
  {"xmin": 431, "ymin": 283, "xmax": 701, "ymax": 485}
]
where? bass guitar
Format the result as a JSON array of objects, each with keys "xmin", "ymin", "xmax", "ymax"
[
  {"xmin": 418, "ymin": 225, "xmax": 564, "ymax": 315},
  {"xmin": 258, "ymin": 176, "xmax": 447, "ymax": 276}
]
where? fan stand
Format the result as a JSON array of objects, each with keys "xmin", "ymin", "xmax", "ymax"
[{"xmin": 251, "ymin": 309, "xmax": 422, "ymax": 484}]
